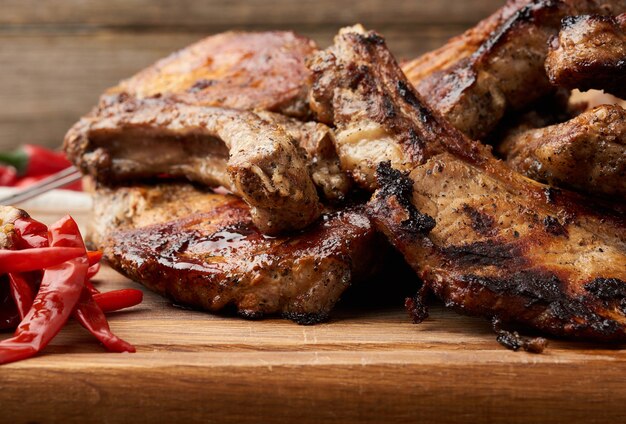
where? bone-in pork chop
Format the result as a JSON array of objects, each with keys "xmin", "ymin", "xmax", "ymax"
[
  {"xmin": 65, "ymin": 96, "xmax": 322, "ymax": 235},
  {"xmin": 89, "ymin": 183, "xmax": 380, "ymax": 324},
  {"xmin": 500, "ymin": 104, "xmax": 626, "ymax": 199},
  {"xmin": 106, "ymin": 31, "xmax": 317, "ymax": 118},
  {"xmin": 402, "ymin": 0, "xmax": 626, "ymax": 139},
  {"xmin": 545, "ymin": 13, "xmax": 626, "ymax": 98},
  {"xmin": 309, "ymin": 25, "xmax": 626, "ymax": 347}
]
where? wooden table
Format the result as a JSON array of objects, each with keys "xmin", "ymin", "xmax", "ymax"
[{"xmin": 1, "ymin": 209, "xmax": 626, "ymax": 423}]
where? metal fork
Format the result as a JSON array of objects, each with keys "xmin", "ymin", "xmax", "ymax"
[{"xmin": 0, "ymin": 166, "xmax": 82, "ymax": 205}]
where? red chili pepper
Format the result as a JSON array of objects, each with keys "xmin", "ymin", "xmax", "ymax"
[
  {"xmin": 0, "ymin": 144, "xmax": 71, "ymax": 177},
  {"xmin": 0, "ymin": 247, "xmax": 85, "ymax": 273},
  {"xmin": 0, "ymin": 165, "xmax": 17, "ymax": 186},
  {"xmin": 1, "ymin": 215, "xmax": 140, "ymax": 362},
  {"xmin": 0, "ymin": 216, "xmax": 88, "ymax": 364},
  {"xmin": 7, "ymin": 273, "xmax": 35, "ymax": 319},
  {"xmin": 93, "ymin": 289, "xmax": 144, "ymax": 313},
  {"xmin": 73, "ymin": 288, "xmax": 135, "ymax": 353},
  {"xmin": 84, "ymin": 279, "xmax": 100, "ymax": 295},
  {"xmin": 87, "ymin": 250, "xmax": 103, "ymax": 266},
  {"xmin": 86, "ymin": 263, "xmax": 101, "ymax": 280},
  {"xmin": 13, "ymin": 217, "xmax": 49, "ymax": 249},
  {"xmin": 86, "ymin": 250, "xmax": 102, "ymax": 280}
]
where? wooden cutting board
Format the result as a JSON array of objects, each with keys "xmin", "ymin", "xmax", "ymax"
[{"xmin": 1, "ymin": 208, "xmax": 625, "ymax": 423}]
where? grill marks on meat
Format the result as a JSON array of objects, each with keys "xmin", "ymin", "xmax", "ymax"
[
  {"xmin": 500, "ymin": 104, "xmax": 626, "ymax": 199},
  {"xmin": 90, "ymin": 184, "xmax": 379, "ymax": 323},
  {"xmin": 106, "ymin": 31, "xmax": 317, "ymax": 118},
  {"xmin": 308, "ymin": 26, "xmax": 481, "ymax": 190},
  {"xmin": 61, "ymin": 15, "xmax": 626, "ymax": 343},
  {"xmin": 372, "ymin": 161, "xmax": 626, "ymax": 342},
  {"xmin": 403, "ymin": 0, "xmax": 626, "ymax": 140},
  {"xmin": 401, "ymin": 0, "xmax": 532, "ymax": 84},
  {"xmin": 65, "ymin": 31, "xmax": 356, "ymax": 233},
  {"xmin": 64, "ymin": 96, "xmax": 322, "ymax": 235},
  {"xmin": 65, "ymin": 29, "xmax": 369, "ymax": 327},
  {"xmin": 309, "ymin": 25, "xmax": 626, "ymax": 343},
  {"xmin": 546, "ymin": 13, "xmax": 626, "ymax": 98}
]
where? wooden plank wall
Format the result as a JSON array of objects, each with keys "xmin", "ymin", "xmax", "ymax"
[{"xmin": 0, "ymin": 0, "xmax": 504, "ymax": 150}]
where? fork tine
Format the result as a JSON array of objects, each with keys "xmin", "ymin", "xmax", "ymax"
[{"xmin": 0, "ymin": 166, "xmax": 82, "ymax": 205}]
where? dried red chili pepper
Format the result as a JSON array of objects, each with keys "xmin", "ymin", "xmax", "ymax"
[
  {"xmin": 0, "ymin": 214, "xmax": 141, "ymax": 363},
  {"xmin": 0, "ymin": 216, "xmax": 88, "ymax": 364},
  {"xmin": 86, "ymin": 250, "xmax": 102, "ymax": 286},
  {"xmin": 84, "ymin": 279, "xmax": 100, "ymax": 295},
  {"xmin": 87, "ymin": 250, "xmax": 103, "ymax": 266},
  {"xmin": 86, "ymin": 263, "xmax": 101, "ymax": 281},
  {"xmin": 93, "ymin": 289, "xmax": 144, "ymax": 313},
  {"xmin": 12, "ymin": 216, "xmax": 48, "ymax": 249},
  {"xmin": 7, "ymin": 273, "xmax": 35, "ymax": 319},
  {"xmin": 0, "ymin": 247, "xmax": 84, "ymax": 273},
  {"xmin": 73, "ymin": 288, "xmax": 135, "ymax": 353}
]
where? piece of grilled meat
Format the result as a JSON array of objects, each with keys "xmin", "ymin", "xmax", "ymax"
[
  {"xmin": 401, "ymin": 0, "xmax": 531, "ymax": 86},
  {"xmin": 402, "ymin": 0, "xmax": 626, "ymax": 140},
  {"xmin": 546, "ymin": 13, "xmax": 626, "ymax": 98},
  {"xmin": 500, "ymin": 104, "xmax": 626, "ymax": 199},
  {"xmin": 65, "ymin": 96, "xmax": 323, "ymax": 235},
  {"xmin": 89, "ymin": 183, "xmax": 379, "ymax": 324},
  {"xmin": 65, "ymin": 30, "xmax": 356, "ymax": 232},
  {"xmin": 255, "ymin": 110, "xmax": 352, "ymax": 202},
  {"xmin": 106, "ymin": 31, "xmax": 317, "ymax": 119},
  {"xmin": 309, "ymin": 25, "xmax": 626, "ymax": 345}
]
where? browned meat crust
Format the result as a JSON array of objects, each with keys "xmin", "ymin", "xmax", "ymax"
[
  {"xmin": 403, "ymin": 0, "xmax": 626, "ymax": 139},
  {"xmin": 402, "ymin": 0, "xmax": 532, "ymax": 85},
  {"xmin": 309, "ymin": 25, "xmax": 626, "ymax": 343},
  {"xmin": 106, "ymin": 31, "xmax": 317, "ymax": 119},
  {"xmin": 90, "ymin": 184, "xmax": 380, "ymax": 324},
  {"xmin": 255, "ymin": 110, "xmax": 353, "ymax": 202},
  {"xmin": 64, "ymin": 96, "xmax": 322, "ymax": 235},
  {"xmin": 546, "ymin": 13, "xmax": 626, "ymax": 98},
  {"xmin": 501, "ymin": 104, "xmax": 626, "ymax": 199},
  {"xmin": 308, "ymin": 26, "xmax": 465, "ymax": 190}
]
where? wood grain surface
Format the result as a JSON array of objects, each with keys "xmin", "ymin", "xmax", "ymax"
[
  {"xmin": 0, "ymin": 0, "xmax": 502, "ymax": 27},
  {"xmin": 0, "ymin": 0, "xmax": 505, "ymax": 150},
  {"xmin": 1, "ymin": 209, "xmax": 626, "ymax": 423}
]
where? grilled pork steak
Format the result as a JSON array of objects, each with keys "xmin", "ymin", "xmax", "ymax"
[
  {"xmin": 500, "ymin": 104, "xmax": 626, "ymax": 199},
  {"xmin": 65, "ymin": 96, "xmax": 322, "ymax": 235},
  {"xmin": 106, "ymin": 31, "xmax": 317, "ymax": 119},
  {"xmin": 309, "ymin": 25, "xmax": 626, "ymax": 343},
  {"xmin": 402, "ymin": 0, "xmax": 626, "ymax": 139},
  {"xmin": 546, "ymin": 13, "xmax": 626, "ymax": 98},
  {"xmin": 401, "ymin": 0, "xmax": 532, "ymax": 88},
  {"xmin": 255, "ymin": 110, "xmax": 352, "ymax": 202},
  {"xmin": 65, "ymin": 31, "xmax": 356, "ymax": 233},
  {"xmin": 90, "ymin": 183, "xmax": 380, "ymax": 323}
]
